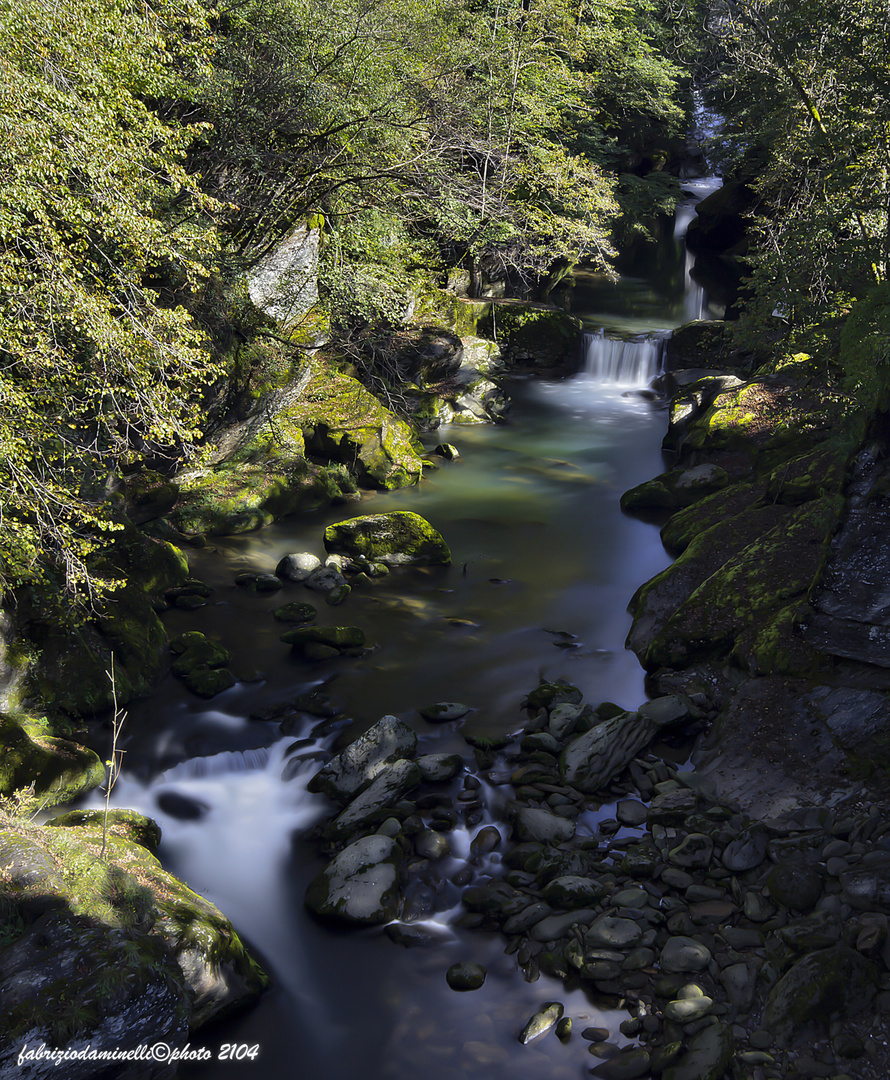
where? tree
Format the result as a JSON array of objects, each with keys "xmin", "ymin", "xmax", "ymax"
[
  {"xmin": 0, "ymin": 0, "xmax": 218, "ymax": 601},
  {"xmin": 707, "ymin": 0, "xmax": 890, "ymax": 343}
]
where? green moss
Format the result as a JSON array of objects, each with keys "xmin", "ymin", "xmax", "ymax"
[
  {"xmin": 660, "ymin": 481, "xmax": 769, "ymax": 554},
  {"xmin": 0, "ymin": 713, "xmax": 104, "ymax": 805},
  {"xmin": 682, "ymin": 381, "xmax": 852, "ymax": 470},
  {"xmin": 410, "ymin": 285, "xmax": 492, "ymax": 337},
  {"xmin": 324, "ymin": 511, "xmax": 451, "ymax": 564},
  {"xmin": 643, "ymin": 495, "xmax": 844, "ymax": 672}
]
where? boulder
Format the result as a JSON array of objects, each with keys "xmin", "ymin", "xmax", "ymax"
[
  {"xmin": 326, "ymin": 759, "xmax": 422, "ymax": 839},
  {"xmin": 662, "ymin": 1022, "xmax": 735, "ymax": 1080},
  {"xmin": 304, "ymin": 835, "xmax": 403, "ymax": 924},
  {"xmin": 514, "ymin": 807, "xmax": 575, "ymax": 844},
  {"xmin": 762, "ymin": 945, "xmax": 877, "ymax": 1044},
  {"xmin": 307, "ymin": 715, "xmax": 418, "ymax": 801},
  {"xmin": 559, "ymin": 710, "xmax": 657, "ymax": 794},
  {"xmin": 0, "ymin": 807, "xmax": 267, "ymax": 1065},
  {"xmin": 324, "ymin": 511, "xmax": 451, "ymax": 566}
]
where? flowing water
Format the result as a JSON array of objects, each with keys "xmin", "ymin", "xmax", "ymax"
[{"xmin": 88, "ymin": 176, "xmax": 719, "ymax": 1080}]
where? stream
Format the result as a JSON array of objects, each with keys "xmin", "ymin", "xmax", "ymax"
[{"xmin": 89, "ymin": 174, "xmax": 722, "ymax": 1080}]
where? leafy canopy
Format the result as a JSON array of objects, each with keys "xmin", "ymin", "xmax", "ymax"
[{"xmin": 0, "ymin": 0, "xmax": 218, "ymax": 598}]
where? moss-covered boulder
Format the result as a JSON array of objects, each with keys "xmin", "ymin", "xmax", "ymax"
[
  {"xmin": 280, "ymin": 625, "xmax": 366, "ymax": 659},
  {"xmin": 170, "ymin": 632, "xmax": 235, "ymax": 698},
  {"xmin": 324, "ymin": 511, "xmax": 451, "ymax": 566},
  {"xmin": 680, "ymin": 380, "xmax": 850, "ymax": 471},
  {"xmin": 28, "ymin": 531, "xmax": 190, "ymax": 716},
  {"xmin": 621, "ymin": 464, "xmax": 730, "ymax": 513},
  {"xmin": 476, "ymin": 304, "xmax": 583, "ymax": 374},
  {"xmin": 633, "ymin": 496, "xmax": 844, "ymax": 674},
  {"xmin": 0, "ymin": 808, "xmax": 267, "ymax": 1064},
  {"xmin": 0, "ymin": 714, "xmax": 104, "ymax": 807},
  {"xmin": 297, "ymin": 369, "xmax": 425, "ymax": 490}
]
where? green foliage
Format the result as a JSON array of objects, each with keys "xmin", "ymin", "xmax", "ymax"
[
  {"xmin": 0, "ymin": 0, "xmax": 220, "ymax": 600},
  {"xmin": 709, "ymin": 0, "xmax": 890, "ymax": 368}
]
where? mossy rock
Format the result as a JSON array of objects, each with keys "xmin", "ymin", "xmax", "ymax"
[
  {"xmin": 660, "ymin": 480, "xmax": 769, "ymax": 554},
  {"xmin": 410, "ymin": 286, "xmax": 493, "ymax": 338},
  {"xmin": 184, "ymin": 668, "xmax": 237, "ymax": 698},
  {"xmin": 273, "ymin": 601, "xmax": 317, "ymax": 623},
  {"xmin": 638, "ymin": 495, "xmax": 844, "ymax": 672},
  {"xmin": 173, "ymin": 458, "xmax": 355, "ymax": 536},
  {"xmin": 170, "ymin": 632, "xmax": 234, "ymax": 698},
  {"xmin": 170, "ymin": 632, "xmax": 230, "ymax": 674},
  {"xmin": 681, "ymin": 380, "xmax": 851, "ymax": 471},
  {"xmin": 324, "ymin": 511, "xmax": 451, "ymax": 565},
  {"xmin": 621, "ymin": 464, "xmax": 730, "ymax": 513},
  {"xmin": 0, "ymin": 714, "xmax": 104, "ymax": 807},
  {"xmin": 295, "ymin": 367, "xmax": 425, "ymax": 490},
  {"xmin": 762, "ymin": 945, "xmax": 877, "ymax": 1045},
  {"xmin": 3, "ymin": 809, "xmax": 270, "ymax": 1034},
  {"xmin": 29, "ymin": 529, "xmax": 191, "ymax": 716}
]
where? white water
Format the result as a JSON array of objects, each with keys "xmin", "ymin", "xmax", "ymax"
[{"xmin": 581, "ymin": 328, "xmax": 667, "ymax": 386}]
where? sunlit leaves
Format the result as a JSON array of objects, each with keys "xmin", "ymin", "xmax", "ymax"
[{"xmin": 0, "ymin": 0, "xmax": 219, "ymax": 599}]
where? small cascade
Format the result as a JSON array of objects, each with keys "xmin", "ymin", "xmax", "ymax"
[{"xmin": 581, "ymin": 329, "xmax": 667, "ymax": 387}]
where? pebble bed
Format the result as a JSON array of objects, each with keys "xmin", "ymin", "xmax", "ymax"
[{"xmin": 304, "ymin": 685, "xmax": 890, "ymax": 1080}]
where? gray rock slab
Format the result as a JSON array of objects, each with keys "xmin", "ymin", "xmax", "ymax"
[{"xmin": 305, "ymin": 835, "xmax": 403, "ymax": 924}]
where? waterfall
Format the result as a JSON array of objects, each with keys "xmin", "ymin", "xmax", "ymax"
[{"xmin": 581, "ymin": 330, "xmax": 667, "ymax": 387}]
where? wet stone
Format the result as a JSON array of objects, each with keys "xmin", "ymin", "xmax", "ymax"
[
  {"xmin": 415, "ymin": 828, "xmax": 451, "ymax": 861},
  {"xmin": 542, "ymin": 875, "xmax": 606, "ymax": 908},
  {"xmin": 664, "ymin": 996, "xmax": 713, "ymax": 1023},
  {"xmin": 660, "ymin": 935, "xmax": 712, "ymax": 973},
  {"xmin": 446, "ymin": 962, "xmax": 486, "ymax": 991},
  {"xmin": 617, "ymin": 799, "xmax": 648, "ymax": 826},
  {"xmin": 662, "ymin": 1021, "xmax": 734, "ymax": 1080},
  {"xmin": 611, "ymin": 887, "xmax": 649, "ymax": 909},
  {"xmin": 669, "ymin": 832, "xmax": 713, "ymax": 868},
  {"xmin": 515, "ymin": 806, "xmax": 575, "ymax": 844},
  {"xmin": 589, "ymin": 1048, "xmax": 651, "ymax": 1079},
  {"xmin": 234, "ymin": 571, "xmax": 282, "ymax": 592},
  {"xmin": 766, "ymin": 862, "xmax": 823, "ymax": 910},
  {"xmin": 470, "ymin": 826, "xmax": 502, "ymax": 856},
  {"xmin": 276, "ymin": 552, "xmax": 321, "ymax": 581},
  {"xmin": 585, "ymin": 915, "xmax": 643, "ymax": 949},
  {"xmin": 529, "ymin": 908, "xmax": 599, "ymax": 942},
  {"xmin": 518, "ymin": 1001, "xmax": 563, "ymax": 1044},
  {"xmin": 649, "ymin": 789, "xmax": 698, "ymax": 825},
  {"xmin": 722, "ymin": 825, "xmax": 770, "ymax": 872},
  {"xmin": 548, "ymin": 703, "xmax": 585, "ymax": 740},
  {"xmin": 662, "ymin": 868, "xmax": 694, "ymax": 889},
  {"xmin": 415, "ymin": 753, "xmax": 463, "ymax": 782},
  {"xmin": 582, "ymin": 1027, "xmax": 610, "ymax": 1042}
]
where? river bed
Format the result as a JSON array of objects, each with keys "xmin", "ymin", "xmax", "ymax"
[{"xmin": 92, "ymin": 180, "xmax": 720, "ymax": 1079}]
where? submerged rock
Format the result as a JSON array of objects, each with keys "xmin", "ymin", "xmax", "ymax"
[
  {"xmin": 446, "ymin": 962, "xmax": 486, "ymax": 991},
  {"xmin": 305, "ymin": 835, "xmax": 403, "ymax": 924},
  {"xmin": 324, "ymin": 511, "xmax": 451, "ymax": 566}
]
